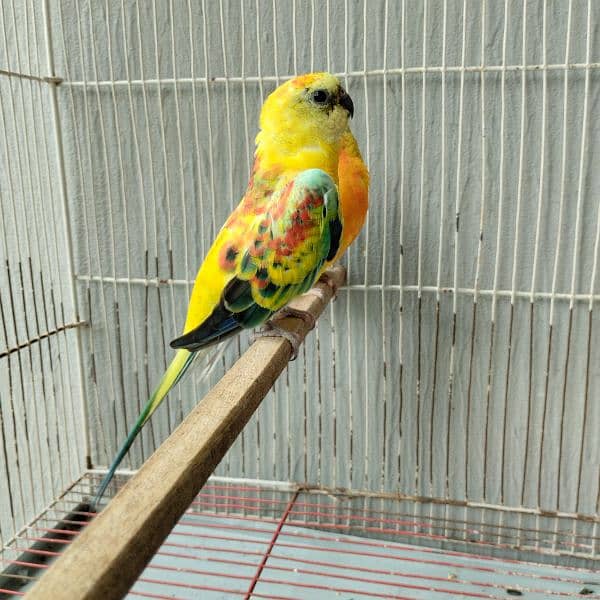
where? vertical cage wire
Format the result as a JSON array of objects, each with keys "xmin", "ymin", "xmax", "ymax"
[
  {"xmin": 0, "ymin": 0, "xmax": 86, "ymax": 548},
  {"xmin": 55, "ymin": 0, "xmax": 600, "ymax": 510}
]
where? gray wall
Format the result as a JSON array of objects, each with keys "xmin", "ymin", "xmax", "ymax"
[
  {"xmin": 0, "ymin": 0, "xmax": 86, "ymax": 547},
  {"xmin": 1, "ymin": 0, "xmax": 599, "ymax": 551}
]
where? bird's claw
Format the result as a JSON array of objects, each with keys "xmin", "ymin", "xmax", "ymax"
[
  {"xmin": 252, "ymin": 321, "xmax": 304, "ymax": 360},
  {"xmin": 252, "ymin": 306, "xmax": 317, "ymax": 360},
  {"xmin": 313, "ymin": 271, "xmax": 340, "ymax": 301},
  {"xmin": 273, "ymin": 306, "xmax": 316, "ymax": 330},
  {"xmin": 320, "ymin": 271, "xmax": 340, "ymax": 298}
]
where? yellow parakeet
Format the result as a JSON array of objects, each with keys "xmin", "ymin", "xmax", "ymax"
[{"xmin": 94, "ymin": 72, "xmax": 369, "ymax": 506}]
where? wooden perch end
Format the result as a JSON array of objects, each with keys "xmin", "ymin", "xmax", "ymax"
[{"xmin": 27, "ymin": 264, "xmax": 346, "ymax": 600}]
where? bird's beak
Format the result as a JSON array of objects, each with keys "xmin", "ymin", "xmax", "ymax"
[{"xmin": 338, "ymin": 89, "xmax": 354, "ymax": 119}]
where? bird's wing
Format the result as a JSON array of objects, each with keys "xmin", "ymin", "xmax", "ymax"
[{"xmin": 171, "ymin": 168, "xmax": 341, "ymax": 352}]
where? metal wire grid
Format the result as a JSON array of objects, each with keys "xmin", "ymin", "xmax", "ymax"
[
  {"xmin": 0, "ymin": 475, "xmax": 599, "ymax": 599},
  {"xmin": 0, "ymin": 0, "xmax": 87, "ymax": 550},
  {"xmin": 1, "ymin": 0, "xmax": 600, "ymax": 572},
  {"xmin": 48, "ymin": 0, "xmax": 600, "ymax": 510}
]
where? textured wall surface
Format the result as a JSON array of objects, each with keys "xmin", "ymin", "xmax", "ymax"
[
  {"xmin": 2, "ymin": 0, "xmax": 600, "ymax": 549},
  {"xmin": 0, "ymin": 1, "xmax": 86, "ymax": 546}
]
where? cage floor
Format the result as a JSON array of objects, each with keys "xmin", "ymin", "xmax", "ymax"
[{"xmin": 0, "ymin": 474, "xmax": 598, "ymax": 599}]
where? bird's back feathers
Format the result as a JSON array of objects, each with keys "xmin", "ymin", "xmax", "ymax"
[{"xmin": 171, "ymin": 168, "xmax": 340, "ymax": 351}]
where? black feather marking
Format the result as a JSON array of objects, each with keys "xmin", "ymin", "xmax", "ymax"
[
  {"xmin": 170, "ymin": 307, "xmax": 241, "ymax": 351},
  {"xmin": 237, "ymin": 303, "xmax": 272, "ymax": 328},
  {"xmin": 223, "ymin": 277, "xmax": 254, "ymax": 312},
  {"xmin": 170, "ymin": 272, "xmax": 279, "ymax": 352},
  {"xmin": 259, "ymin": 281, "xmax": 280, "ymax": 298},
  {"xmin": 327, "ymin": 216, "xmax": 343, "ymax": 261},
  {"xmin": 225, "ymin": 246, "xmax": 238, "ymax": 262},
  {"xmin": 256, "ymin": 267, "xmax": 269, "ymax": 281}
]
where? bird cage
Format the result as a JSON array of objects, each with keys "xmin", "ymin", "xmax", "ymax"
[{"xmin": 1, "ymin": 0, "xmax": 599, "ymax": 598}]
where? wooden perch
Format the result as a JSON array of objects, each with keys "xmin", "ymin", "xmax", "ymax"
[{"xmin": 28, "ymin": 265, "xmax": 346, "ymax": 600}]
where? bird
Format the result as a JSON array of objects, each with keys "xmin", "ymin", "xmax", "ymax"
[{"xmin": 93, "ymin": 72, "xmax": 369, "ymax": 507}]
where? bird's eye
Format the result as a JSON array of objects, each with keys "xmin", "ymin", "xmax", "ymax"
[{"xmin": 311, "ymin": 89, "xmax": 329, "ymax": 105}]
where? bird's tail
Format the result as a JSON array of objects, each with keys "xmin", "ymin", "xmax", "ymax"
[{"xmin": 92, "ymin": 348, "xmax": 196, "ymax": 509}]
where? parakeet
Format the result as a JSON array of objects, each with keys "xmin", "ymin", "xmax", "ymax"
[{"xmin": 94, "ymin": 72, "xmax": 369, "ymax": 506}]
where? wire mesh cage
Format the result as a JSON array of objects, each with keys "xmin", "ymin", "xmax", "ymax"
[{"xmin": 1, "ymin": 0, "xmax": 599, "ymax": 597}]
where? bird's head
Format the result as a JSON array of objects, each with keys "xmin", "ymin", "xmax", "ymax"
[{"xmin": 257, "ymin": 72, "xmax": 354, "ymax": 152}]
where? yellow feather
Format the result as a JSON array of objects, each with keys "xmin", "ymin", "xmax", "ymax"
[{"xmin": 183, "ymin": 228, "xmax": 235, "ymax": 334}]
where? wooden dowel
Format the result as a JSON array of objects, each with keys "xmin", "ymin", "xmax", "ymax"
[{"xmin": 27, "ymin": 265, "xmax": 346, "ymax": 600}]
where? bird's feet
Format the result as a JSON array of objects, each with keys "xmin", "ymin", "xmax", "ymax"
[
  {"xmin": 252, "ymin": 306, "xmax": 316, "ymax": 360},
  {"xmin": 305, "ymin": 271, "xmax": 340, "ymax": 303},
  {"xmin": 273, "ymin": 306, "xmax": 317, "ymax": 330}
]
